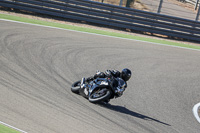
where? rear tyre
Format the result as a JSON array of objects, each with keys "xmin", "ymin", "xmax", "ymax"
[
  {"xmin": 71, "ymin": 80, "xmax": 81, "ymax": 94},
  {"xmin": 89, "ymin": 88, "xmax": 111, "ymax": 103}
]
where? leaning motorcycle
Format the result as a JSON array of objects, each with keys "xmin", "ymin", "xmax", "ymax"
[{"xmin": 71, "ymin": 76, "xmax": 126, "ymax": 103}]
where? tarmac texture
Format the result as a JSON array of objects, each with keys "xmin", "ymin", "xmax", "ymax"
[{"xmin": 0, "ymin": 20, "xmax": 200, "ymax": 133}]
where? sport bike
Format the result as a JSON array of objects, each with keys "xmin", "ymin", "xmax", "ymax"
[{"xmin": 71, "ymin": 76, "xmax": 126, "ymax": 103}]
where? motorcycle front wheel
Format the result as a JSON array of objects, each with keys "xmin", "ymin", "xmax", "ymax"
[{"xmin": 89, "ymin": 88, "xmax": 111, "ymax": 103}]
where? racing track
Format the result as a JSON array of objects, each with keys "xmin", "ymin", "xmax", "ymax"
[{"xmin": 0, "ymin": 20, "xmax": 200, "ymax": 133}]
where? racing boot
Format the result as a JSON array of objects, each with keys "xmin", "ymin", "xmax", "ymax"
[
  {"xmin": 80, "ymin": 78, "xmax": 86, "ymax": 89},
  {"xmin": 80, "ymin": 78, "xmax": 89, "ymax": 96}
]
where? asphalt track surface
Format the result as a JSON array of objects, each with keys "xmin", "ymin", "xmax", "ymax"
[{"xmin": 0, "ymin": 20, "xmax": 200, "ymax": 133}]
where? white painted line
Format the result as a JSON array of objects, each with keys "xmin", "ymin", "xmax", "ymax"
[
  {"xmin": 193, "ymin": 102, "xmax": 200, "ymax": 123},
  {"xmin": 0, "ymin": 18, "xmax": 200, "ymax": 52},
  {"xmin": 0, "ymin": 121, "xmax": 27, "ymax": 133}
]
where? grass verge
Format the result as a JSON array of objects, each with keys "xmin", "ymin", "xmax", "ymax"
[
  {"xmin": 0, "ymin": 124, "xmax": 21, "ymax": 133},
  {"xmin": 0, "ymin": 13, "xmax": 200, "ymax": 50}
]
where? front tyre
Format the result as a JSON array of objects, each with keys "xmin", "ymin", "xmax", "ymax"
[
  {"xmin": 89, "ymin": 88, "xmax": 111, "ymax": 103},
  {"xmin": 71, "ymin": 80, "xmax": 81, "ymax": 94}
]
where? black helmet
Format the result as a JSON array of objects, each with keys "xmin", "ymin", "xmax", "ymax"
[{"xmin": 121, "ymin": 68, "xmax": 131, "ymax": 81}]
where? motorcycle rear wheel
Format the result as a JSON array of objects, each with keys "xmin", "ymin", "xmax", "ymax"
[
  {"xmin": 71, "ymin": 80, "xmax": 81, "ymax": 94},
  {"xmin": 71, "ymin": 77, "xmax": 93, "ymax": 94},
  {"xmin": 89, "ymin": 88, "xmax": 111, "ymax": 103}
]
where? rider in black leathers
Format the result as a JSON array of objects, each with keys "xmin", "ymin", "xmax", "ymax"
[{"xmin": 81, "ymin": 68, "xmax": 132, "ymax": 98}]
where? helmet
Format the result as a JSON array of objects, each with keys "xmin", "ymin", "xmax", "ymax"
[{"xmin": 121, "ymin": 68, "xmax": 131, "ymax": 81}]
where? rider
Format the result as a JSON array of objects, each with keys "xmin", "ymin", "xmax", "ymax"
[{"xmin": 80, "ymin": 68, "xmax": 132, "ymax": 98}]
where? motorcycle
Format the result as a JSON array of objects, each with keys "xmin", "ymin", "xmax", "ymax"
[{"xmin": 71, "ymin": 76, "xmax": 126, "ymax": 103}]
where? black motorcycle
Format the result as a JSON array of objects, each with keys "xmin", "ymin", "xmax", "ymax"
[{"xmin": 71, "ymin": 76, "xmax": 126, "ymax": 103}]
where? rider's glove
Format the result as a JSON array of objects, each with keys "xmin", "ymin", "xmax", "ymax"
[{"xmin": 115, "ymin": 86, "xmax": 125, "ymax": 97}]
